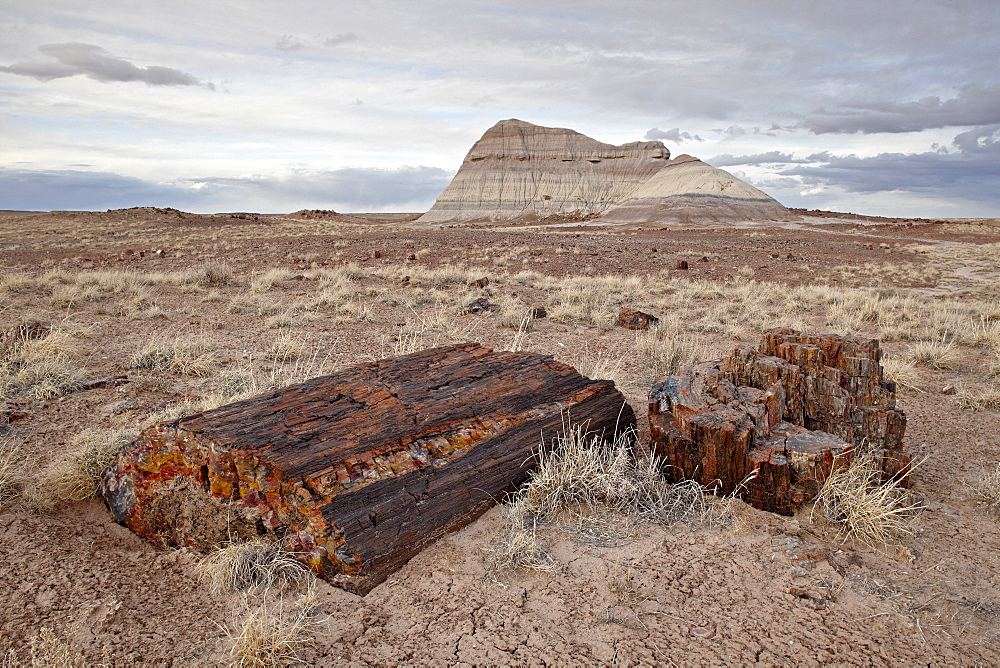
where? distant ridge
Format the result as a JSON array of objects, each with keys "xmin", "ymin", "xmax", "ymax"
[{"xmin": 417, "ymin": 120, "xmax": 789, "ymax": 224}]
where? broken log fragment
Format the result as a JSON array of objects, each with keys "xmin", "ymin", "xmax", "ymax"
[
  {"xmin": 102, "ymin": 343, "xmax": 635, "ymax": 594},
  {"xmin": 71, "ymin": 376, "xmax": 130, "ymax": 393},
  {"xmin": 648, "ymin": 329, "xmax": 911, "ymax": 515},
  {"xmin": 617, "ymin": 307, "xmax": 660, "ymax": 331}
]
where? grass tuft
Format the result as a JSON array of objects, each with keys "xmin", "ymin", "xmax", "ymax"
[
  {"xmin": 881, "ymin": 355, "xmax": 921, "ymax": 392},
  {"xmin": 955, "ymin": 385, "xmax": 1000, "ymax": 412},
  {"xmin": 203, "ymin": 539, "xmax": 309, "ymax": 596},
  {"xmin": 906, "ymin": 338, "xmax": 958, "ymax": 370},
  {"xmin": 485, "ymin": 503, "xmax": 555, "ymax": 576},
  {"xmin": 26, "ymin": 627, "xmax": 84, "ymax": 668},
  {"xmin": 45, "ymin": 429, "xmax": 133, "ymax": 502},
  {"xmin": 487, "ymin": 423, "xmax": 729, "ymax": 579},
  {"xmin": 131, "ymin": 335, "xmax": 216, "ymax": 376},
  {"xmin": 0, "ymin": 325, "xmax": 87, "ymax": 403},
  {"xmin": 635, "ymin": 324, "xmax": 711, "ymax": 383},
  {"xmin": 228, "ymin": 586, "xmax": 319, "ymax": 668},
  {"xmin": 813, "ymin": 447, "xmax": 925, "ymax": 547},
  {"xmin": 266, "ymin": 332, "xmax": 310, "ymax": 363},
  {"xmin": 970, "ymin": 464, "xmax": 1000, "ymax": 515},
  {"xmin": 197, "ymin": 261, "xmax": 236, "ymax": 286},
  {"xmin": 0, "ymin": 437, "xmax": 25, "ymax": 511}
]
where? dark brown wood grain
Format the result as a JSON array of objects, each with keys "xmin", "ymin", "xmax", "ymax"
[
  {"xmin": 103, "ymin": 343, "xmax": 636, "ymax": 594},
  {"xmin": 649, "ymin": 329, "xmax": 911, "ymax": 515}
]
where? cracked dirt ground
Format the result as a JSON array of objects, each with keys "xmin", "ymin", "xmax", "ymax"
[{"xmin": 1, "ymin": 208, "xmax": 999, "ymax": 665}]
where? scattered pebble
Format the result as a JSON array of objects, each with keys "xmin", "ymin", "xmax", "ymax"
[{"xmin": 690, "ymin": 624, "xmax": 716, "ymax": 639}]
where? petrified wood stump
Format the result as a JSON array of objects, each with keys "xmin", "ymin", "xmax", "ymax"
[
  {"xmin": 102, "ymin": 343, "xmax": 635, "ymax": 594},
  {"xmin": 649, "ymin": 329, "xmax": 911, "ymax": 515}
]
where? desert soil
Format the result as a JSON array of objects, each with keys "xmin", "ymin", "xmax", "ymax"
[{"xmin": 1, "ymin": 207, "xmax": 999, "ymax": 665}]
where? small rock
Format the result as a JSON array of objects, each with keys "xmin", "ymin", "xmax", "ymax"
[
  {"xmin": 617, "ymin": 307, "xmax": 659, "ymax": 331},
  {"xmin": 697, "ymin": 256, "xmax": 709, "ymax": 263},
  {"xmin": 113, "ymin": 399, "xmax": 139, "ymax": 415},
  {"xmin": 530, "ymin": 306, "xmax": 547, "ymax": 319},
  {"xmin": 466, "ymin": 297, "xmax": 492, "ymax": 314},
  {"xmin": 675, "ymin": 260, "xmax": 689, "ymax": 270},
  {"xmin": 406, "ymin": 253, "xmax": 417, "ymax": 261},
  {"xmin": 690, "ymin": 624, "xmax": 715, "ymax": 639},
  {"xmin": 373, "ymin": 250, "xmax": 382, "ymax": 259}
]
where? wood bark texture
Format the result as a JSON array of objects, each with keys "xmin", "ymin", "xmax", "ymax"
[
  {"xmin": 102, "ymin": 343, "xmax": 635, "ymax": 594},
  {"xmin": 648, "ymin": 329, "xmax": 910, "ymax": 515}
]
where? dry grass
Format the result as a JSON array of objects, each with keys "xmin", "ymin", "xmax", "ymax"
[
  {"xmin": 813, "ymin": 447, "xmax": 925, "ymax": 547},
  {"xmin": 955, "ymin": 385, "xmax": 1000, "ymax": 412},
  {"xmin": 545, "ymin": 275, "xmax": 645, "ymax": 328},
  {"xmin": 503, "ymin": 315, "xmax": 533, "ymax": 353},
  {"xmin": 971, "ymin": 317, "xmax": 1000, "ymax": 351},
  {"xmin": 250, "ymin": 268, "xmax": 294, "ymax": 293},
  {"xmin": 228, "ymin": 587, "xmax": 319, "ymax": 668},
  {"xmin": 635, "ymin": 324, "xmax": 712, "ymax": 383},
  {"xmin": 572, "ymin": 350, "xmax": 628, "ymax": 390},
  {"xmin": 485, "ymin": 503, "xmax": 555, "ymax": 575},
  {"xmin": 990, "ymin": 351, "xmax": 1000, "ymax": 379},
  {"xmin": 970, "ymin": 464, "xmax": 1000, "ymax": 515},
  {"xmin": 141, "ymin": 352, "xmax": 337, "ymax": 426},
  {"xmin": 0, "ymin": 326, "xmax": 88, "ymax": 403},
  {"xmin": 487, "ymin": 423, "xmax": 730, "ymax": 579},
  {"xmin": 204, "ymin": 540, "xmax": 318, "ymax": 667},
  {"xmin": 196, "ymin": 260, "xmax": 236, "ymax": 286},
  {"xmin": 24, "ymin": 627, "xmax": 84, "ymax": 668},
  {"xmin": 130, "ymin": 335, "xmax": 216, "ymax": 376},
  {"xmin": 45, "ymin": 428, "xmax": 133, "ymax": 502},
  {"xmin": 881, "ymin": 355, "xmax": 922, "ymax": 392},
  {"xmin": 905, "ymin": 339, "xmax": 958, "ymax": 370},
  {"xmin": 203, "ymin": 539, "xmax": 310, "ymax": 596},
  {"xmin": 266, "ymin": 332, "xmax": 311, "ymax": 363},
  {"xmin": 390, "ymin": 305, "xmax": 478, "ymax": 356},
  {"xmin": 0, "ymin": 437, "xmax": 24, "ymax": 510}
]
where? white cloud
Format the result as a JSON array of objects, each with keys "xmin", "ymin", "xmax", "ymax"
[{"xmin": 0, "ymin": 0, "xmax": 998, "ymax": 216}]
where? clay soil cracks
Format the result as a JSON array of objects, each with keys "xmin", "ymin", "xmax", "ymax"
[{"xmin": 2, "ymin": 207, "xmax": 1000, "ymax": 665}]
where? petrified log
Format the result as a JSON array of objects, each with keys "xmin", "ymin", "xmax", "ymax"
[
  {"xmin": 649, "ymin": 329, "xmax": 910, "ymax": 515},
  {"xmin": 618, "ymin": 307, "xmax": 660, "ymax": 331},
  {"xmin": 102, "ymin": 343, "xmax": 635, "ymax": 594}
]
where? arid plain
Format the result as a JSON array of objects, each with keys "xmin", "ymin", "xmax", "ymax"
[{"xmin": 2, "ymin": 207, "xmax": 1000, "ymax": 665}]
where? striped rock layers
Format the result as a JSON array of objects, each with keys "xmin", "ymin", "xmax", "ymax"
[{"xmin": 418, "ymin": 119, "xmax": 789, "ymax": 224}]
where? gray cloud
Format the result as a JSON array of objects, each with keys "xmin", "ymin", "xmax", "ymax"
[
  {"xmin": 0, "ymin": 166, "xmax": 453, "ymax": 213},
  {"xmin": 0, "ymin": 43, "xmax": 210, "ymax": 88},
  {"xmin": 0, "ymin": 169, "xmax": 187, "ymax": 211},
  {"xmin": 708, "ymin": 151, "xmax": 802, "ymax": 167},
  {"xmin": 807, "ymin": 84, "xmax": 1000, "ymax": 134},
  {"xmin": 275, "ymin": 34, "xmax": 307, "ymax": 52},
  {"xmin": 778, "ymin": 127, "xmax": 1000, "ymax": 205},
  {"xmin": 644, "ymin": 127, "xmax": 703, "ymax": 143},
  {"xmin": 324, "ymin": 32, "xmax": 359, "ymax": 47},
  {"xmin": 710, "ymin": 125, "xmax": 778, "ymax": 137},
  {"xmin": 952, "ymin": 124, "xmax": 1000, "ymax": 154}
]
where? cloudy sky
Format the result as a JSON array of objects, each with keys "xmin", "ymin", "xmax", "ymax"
[{"xmin": 2, "ymin": 0, "xmax": 998, "ymax": 217}]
